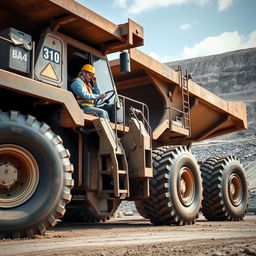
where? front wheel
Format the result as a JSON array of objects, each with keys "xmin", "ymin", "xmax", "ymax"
[
  {"xmin": 0, "ymin": 110, "xmax": 74, "ymax": 238},
  {"xmin": 201, "ymin": 155, "xmax": 249, "ymax": 221}
]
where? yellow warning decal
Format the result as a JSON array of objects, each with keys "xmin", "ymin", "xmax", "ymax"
[{"xmin": 40, "ymin": 62, "xmax": 58, "ymax": 81}]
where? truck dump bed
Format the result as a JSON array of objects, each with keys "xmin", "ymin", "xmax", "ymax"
[{"xmin": 110, "ymin": 49, "xmax": 247, "ymax": 145}]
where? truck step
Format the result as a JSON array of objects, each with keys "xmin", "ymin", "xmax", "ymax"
[{"xmin": 93, "ymin": 118, "xmax": 130, "ymax": 198}]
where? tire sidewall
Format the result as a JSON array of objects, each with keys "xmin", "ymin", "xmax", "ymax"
[
  {"xmin": 222, "ymin": 161, "xmax": 248, "ymax": 217},
  {"xmin": 169, "ymin": 151, "xmax": 202, "ymax": 220}
]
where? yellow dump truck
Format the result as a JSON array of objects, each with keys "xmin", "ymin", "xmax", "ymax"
[{"xmin": 0, "ymin": 0, "xmax": 249, "ymax": 238}]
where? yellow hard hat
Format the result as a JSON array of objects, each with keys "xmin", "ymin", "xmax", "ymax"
[{"xmin": 81, "ymin": 64, "xmax": 95, "ymax": 74}]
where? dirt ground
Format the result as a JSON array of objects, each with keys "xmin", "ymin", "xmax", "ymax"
[{"xmin": 1, "ymin": 215, "xmax": 256, "ymax": 256}]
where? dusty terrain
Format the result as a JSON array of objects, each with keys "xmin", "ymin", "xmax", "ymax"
[{"xmin": 1, "ymin": 215, "xmax": 256, "ymax": 256}]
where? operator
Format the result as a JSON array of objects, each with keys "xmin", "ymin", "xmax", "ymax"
[{"xmin": 70, "ymin": 64, "xmax": 110, "ymax": 120}]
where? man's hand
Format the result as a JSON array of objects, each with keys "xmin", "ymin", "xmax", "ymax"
[
  {"xmin": 91, "ymin": 75, "xmax": 97, "ymax": 84},
  {"xmin": 99, "ymin": 93, "xmax": 107, "ymax": 99}
]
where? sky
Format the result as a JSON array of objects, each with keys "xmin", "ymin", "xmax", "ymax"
[{"xmin": 76, "ymin": 0, "xmax": 256, "ymax": 62}]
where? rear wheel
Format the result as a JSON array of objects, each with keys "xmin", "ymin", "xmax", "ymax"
[
  {"xmin": 136, "ymin": 146, "xmax": 202, "ymax": 225},
  {"xmin": 201, "ymin": 155, "xmax": 249, "ymax": 221},
  {"xmin": 0, "ymin": 110, "xmax": 74, "ymax": 238}
]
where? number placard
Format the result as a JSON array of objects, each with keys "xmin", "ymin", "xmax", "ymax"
[{"xmin": 43, "ymin": 46, "xmax": 60, "ymax": 64}]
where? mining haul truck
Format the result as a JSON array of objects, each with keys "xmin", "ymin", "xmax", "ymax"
[{"xmin": 0, "ymin": 0, "xmax": 249, "ymax": 238}]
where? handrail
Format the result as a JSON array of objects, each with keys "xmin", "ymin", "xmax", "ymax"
[
  {"xmin": 166, "ymin": 106, "xmax": 187, "ymax": 128},
  {"xmin": 113, "ymin": 94, "xmax": 151, "ymax": 148},
  {"xmin": 114, "ymin": 94, "xmax": 150, "ymax": 132},
  {"xmin": 129, "ymin": 106, "xmax": 152, "ymax": 148}
]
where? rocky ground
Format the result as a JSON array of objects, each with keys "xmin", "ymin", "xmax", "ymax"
[{"xmin": 2, "ymin": 216, "xmax": 256, "ymax": 256}]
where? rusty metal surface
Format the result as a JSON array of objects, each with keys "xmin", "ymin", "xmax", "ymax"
[
  {"xmin": 110, "ymin": 49, "xmax": 247, "ymax": 145},
  {"xmin": 0, "ymin": 0, "xmax": 143, "ymax": 54},
  {"xmin": 0, "ymin": 69, "xmax": 84, "ymax": 126},
  {"xmin": 0, "ymin": 69, "xmax": 133, "ymax": 132}
]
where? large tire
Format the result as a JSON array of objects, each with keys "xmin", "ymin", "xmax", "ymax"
[
  {"xmin": 0, "ymin": 110, "xmax": 74, "ymax": 238},
  {"xmin": 136, "ymin": 146, "xmax": 202, "ymax": 225},
  {"xmin": 201, "ymin": 155, "xmax": 249, "ymax": 221}
]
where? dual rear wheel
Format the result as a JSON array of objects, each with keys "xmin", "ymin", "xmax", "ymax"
[
  {"xmin": 136, "ymin": 146, "xmax": 249, "ymax": 225},
  {"xmin": 201, "ymin": 155, "xmax": 249, "ymax": 221}
]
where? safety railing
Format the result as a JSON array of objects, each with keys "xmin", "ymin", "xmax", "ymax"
[
  {"xmin": 113, "ymin": 95, "xmax": 152, "ymax": 148},
  {"xmin": 166, "ymin": 105, "xmax": 189, "ymax": 131}
]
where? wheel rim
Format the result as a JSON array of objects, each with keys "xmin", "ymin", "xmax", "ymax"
[
  {"xmin": 177, "ymin": 167, "xmax": 195, "ymax": 206},
  {"xmin": 228, "ymin": 173, "xmax": 242, "ymax": 206},
  {"xmin": 0, "ymin": 144, "xmax": 39, "ymax": 208}
]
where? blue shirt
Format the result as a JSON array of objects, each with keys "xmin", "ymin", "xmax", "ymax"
[{"xmin": 70, "ymin": 77, "xmax": 100, "ymax": 100}]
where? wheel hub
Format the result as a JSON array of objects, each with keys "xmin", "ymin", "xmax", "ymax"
[
  {"xmin": 179, "ymin": 178, "xmax": 186, "ymax": 195},
  {"xmin": 229, "ymin": 173, "xmax": 242, "ymax": 206},
  {"xmin": 178, "ymin": 167, "xmax": 195, "ymax": 206},
  {"xmin": 0, "ymin": 144, "xmax": 39, "ymax": 208},
  {"xmin": 0, "ymin": 162, "xmax": 18, "ymax": 190}
]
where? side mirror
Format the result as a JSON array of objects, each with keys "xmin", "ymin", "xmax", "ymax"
[{"xmin": 120, "ymin": 51, "xmax": 130, "ymax": 74}]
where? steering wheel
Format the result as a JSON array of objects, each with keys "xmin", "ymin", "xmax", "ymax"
[{"xmin": 95, "ymin": 90, "xmax": 115, "ymax": 107}]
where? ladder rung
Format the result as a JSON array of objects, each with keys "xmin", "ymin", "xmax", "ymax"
[
  {"xmin": 118, "ymin": 189, "xmax": 128, "ymax": 193},
  {"xmin": 118, "ymin": 170, "xmax": 127, "ymax": 174}
]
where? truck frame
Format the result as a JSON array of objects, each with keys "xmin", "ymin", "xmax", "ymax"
[{"xmin": 0, "ymin": 0, "xmax": 249, "ymax": 238}]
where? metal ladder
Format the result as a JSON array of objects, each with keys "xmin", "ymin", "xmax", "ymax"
[
  {"xmin": 93, "ymin": 118, "xmax": 129, "ymax": 198},
  {"xmin": 178, "ymin": 66, "xmax": 191, "ymax": 136}
]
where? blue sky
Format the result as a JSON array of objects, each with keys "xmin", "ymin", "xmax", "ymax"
[{"xmin": 77, "ymin": 0, "xmax": 256, "ymax": 62}]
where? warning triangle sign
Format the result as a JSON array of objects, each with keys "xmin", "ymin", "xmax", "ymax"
[{"xmin": 40, "ymin": 63, "xmax": 58, "ymax": 81}]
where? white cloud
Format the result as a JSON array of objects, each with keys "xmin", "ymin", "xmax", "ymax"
[
  {"xmin": 180, "ymin": 23, "xmax": 191, "ymax": 30},
  {"xmin": 149, "ymin": 51, "xmax": 175, "ymax": 62},
  {"xmin": 113, "ymin": 0, "xmax": 128, "ymax": 8},
  {"xmin": 113, "ymin": 0, "xmax": 236, "ymax": 14},
  {"xmin": 218, "ymin": 0, "xmax": 236, "ymax": 11},
  {"xmin": 182, "ymin": 30, "xmax": 256, "ymax": 59},
  {"xmin": 114, "ymin": 0, "xmax": 210, "ymax": 14}
]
